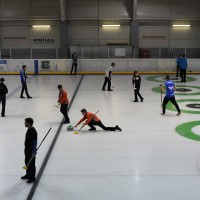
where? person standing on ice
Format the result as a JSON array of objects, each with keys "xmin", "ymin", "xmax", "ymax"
[
  {"xmin": 0, "ymin": 78, "xmax": 8, "ymax": 117},
  {"xmin": 176, "ymin": 54, "xmax": 182, "ymax": 77},
  {"xmin": 21, "ymin": 118, "xmax": 37, "ymax": 183},
  {"xmin": 20, "ymin": 65, "xmax": 32, "ymax": 99},
  {"xmin": 132, "ymin": 71, "xmax": 144, "ymax": 102},
  {"xmin": 180, "ymin": 54, "xmax": 187, "ymax": 82},
  {"xmin": 57, "ymin": 84, "xmax": 70, "ymax": 124},
  {"xmin": 71, "ymin": 53, "xmax": 78, "ymax": 75},
  {"xmin": 102, "ymin": 62, "xmax": 115, "ymax": 91}
]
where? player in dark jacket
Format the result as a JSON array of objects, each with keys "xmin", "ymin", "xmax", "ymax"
[
  {"xmin": 71, "ymin": 53, "xmax": 78, "ymax": 75},
  {"xmin": 21, "ymin": 118, "xmax": 37, "ymax": 183},
  {"xmin": 20, "ymin": 65, "xmax": 32, "ymax": 99},
  {"xmin": 0, "ymin": 78, "xmax": 8, "ymax": 117},
  {"xmin": 176, "ymin": 55, "xmax": 182, "ymax": 77},
  {"xmin": 132, "ymin": 71, "xmax": 144, "ymax": 102}
]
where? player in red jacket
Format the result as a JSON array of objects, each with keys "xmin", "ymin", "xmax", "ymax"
[{"xmin": 57, "ymin": 85, "xmax": 70, "ymax": 124}]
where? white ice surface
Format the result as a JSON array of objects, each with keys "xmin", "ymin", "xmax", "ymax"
[{"xmin": 1, "ymin": 75, "xmax": 200, "ymax": 200}]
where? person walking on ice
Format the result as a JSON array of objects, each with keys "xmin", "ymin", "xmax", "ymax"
[
  {"xmin": 102, "ymin": 62, "xmax": 115, "ymax": 91},
  {"xmin": 160, "ymin": 75, "xmax": 181, "ymax": 115},
  {"xmin": 74, "ymin": 108, "xmax": 122, "ymax": 132},
  {"xmin": 132, "ymin": 71, "xmax": 144, "ymax": 102}
]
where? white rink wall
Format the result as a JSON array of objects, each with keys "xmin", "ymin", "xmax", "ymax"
[{"xmin": 0, "ymin": 59, "xmax": 200, "ymax": 73}]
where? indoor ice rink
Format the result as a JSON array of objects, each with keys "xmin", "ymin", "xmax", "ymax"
[{"xmin": 1, "ymin": 0, "xmax": 200, "ymax": 200}]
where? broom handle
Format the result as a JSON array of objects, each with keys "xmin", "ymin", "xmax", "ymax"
[
  {"xmin": 160, "ymin": 84, "xmax": 163, "ymax": 103},
  {"xmin": 17, "ymin": 65, "xmax": 21, "ymax": 71},
  {"xmin": 37, "ymin": 128, "xmax": 52, "ymax": 151}
]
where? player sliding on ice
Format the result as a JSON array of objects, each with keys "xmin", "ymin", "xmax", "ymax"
[
  {"xmin": 74, "ymin": 108, "xmax": 122, "ymax": 132},
  {"xmin": 160, "ymin": 75, "xmax": 181, "ymax": 116}
]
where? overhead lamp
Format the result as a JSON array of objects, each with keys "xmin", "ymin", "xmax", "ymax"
[
  {"xmin": 32, "ymin": 25, "xmax": 51, "ymax": 28},
  {"xmin": 172, "ymin": 25, "xmax": 191, "ymax": 27},
  {"xmin": 102, "ymin": 25, "xmax": 120, "ymax": 27}
]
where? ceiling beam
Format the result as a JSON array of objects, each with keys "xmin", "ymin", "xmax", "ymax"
[
  {"xmin": 133, "ymin": 0, "xmax": 137, "ymax": 21},
  {"xmin": 60, "ymin": 0, "xmax": 66, "ymax": 22}
]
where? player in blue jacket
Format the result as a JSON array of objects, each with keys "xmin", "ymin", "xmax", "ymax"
[
  {"xmin": 160, "ymin": 75, "xmax": 181, "ymax": 115},
  {"xmin": 180, "ymin": 54, "xmax": 187, "ymax": 82},
  {"xmin": 20, "ymin": 65, "xmax": 32, "ymax": 99}
]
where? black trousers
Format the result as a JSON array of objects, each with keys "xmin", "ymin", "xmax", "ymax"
[
  {"xmin": 71, "ymin": 63, "xmax": 77, "ymax": 75},
  {"xmin": 134, "ymin": 88, "xmax": 143, "ymax": 101},
  {"xmin": 88, "ymin": 120, "xmax": 116, "ymax": 131},
  {"xmin": 162, "ymin": 96, "xmax": 180, "ymax": 114},
  {"xmin": 180, "ymin": 69, "xmax": 186, "ymax": 82},
  {"xmin": 21, "ymin": 83, "xmax": 30, "ymax": 97},
  {"xmin": 60, "ymin": 104, "xmax": 70, "ymax": 122},
  {"xmin": 25, "ymin": 154, "xmax": 36, "ymax": 179},
  {"xmin": 0, "ymin": 96, "xmax": 6, "ymax": 116},
  {"xmin": 102, "ymin": 77, "xmax": 111, "ymax": 90},
  {"xmin": 176, "ymin": 65, "xmax": 180, "ymax": 77}
]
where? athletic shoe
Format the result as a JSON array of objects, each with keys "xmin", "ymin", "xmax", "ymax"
[
  {"xmin": 27, "ymin": 96, "xmax": 32, "ymax": 99},
  {"xmin": 1, "ymin": 115, "xmax": 5, "ymax": 117},
  {"xmin": 141, "ymin": 98, "xmax": 144, "ymax": 102},
  {"xmin": 63, "ymin": 120, "xmax": 70, "ymax": 124},
  {"xmin": 102, "ymin": 88, "xmax": 106, "ymax": 91},
  {"xmin": 21, "ymin": 175, "xmax": 29, "ymax": 180},
  {"xmin": 176, "ymin": 112, "xmax": 181, "ymax": 116},
  {"xmin": 133, "ymin": 100, "xmax": 138, "ymax": 102},
  {"xmin": 108, "ymin": 89, "xmax": 113, "ymax": 91},
  {"xmin": 89, "ymin": 128, "xmax": 96, "ymax": 131},
  {"xmin": 116, "ymin": 125, "xmax": 122, "ymax": 131},
  {"xmin": 26, "ymin": 179, "xmax": 35, "ymax": 183},
  {"xmin": 20, "ymin": 96, "xmax": 25, "ymax": 98}
]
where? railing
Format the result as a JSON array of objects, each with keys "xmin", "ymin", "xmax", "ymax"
[{"xmin": 0, "ymin": 47, "xmax": 200, "ymax": 59}]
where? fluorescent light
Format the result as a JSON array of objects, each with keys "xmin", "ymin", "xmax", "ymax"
[
  {"xmin": 172, "ymin": 25, "xmax": 191, "ymax": 27},
  {"xmin": 32, "ymin": 25, "xmax": 51, "ymax": 28},
  {"xmin": 102, "ymin": 25, "xmax": 120, "ymax": 27}
]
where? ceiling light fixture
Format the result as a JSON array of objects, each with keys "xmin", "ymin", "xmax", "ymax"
[
  {"xmin": 32, "ymin": 25, "xmax": 51, "ymax": 28},
  {"xmin": 172, "ymin": 25, "xmax": 191, "ymax": 27},
  {"xmin": 102, "ymin": 25, "xmax": 120, "ymax": 27}
]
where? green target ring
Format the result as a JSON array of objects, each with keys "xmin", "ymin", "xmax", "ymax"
[
  {"xmin": 146, "ymin": 75, "xmax": 196, "ymax": 83},
  {"xmin": 167, "ymin": 99, "xmax": 200, "ymax": 114},
  {"xmin": 152, "ymin": 85, "xmax": 200, "ymax": 96},
  {"xmin": 176, "ymin": 121, "xmax": 200, "ymax": 142}
]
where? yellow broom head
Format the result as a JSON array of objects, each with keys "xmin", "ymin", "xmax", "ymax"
[{"xmin": 22, "ymin": 166, "xmax": 28, "ymax": 170}]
